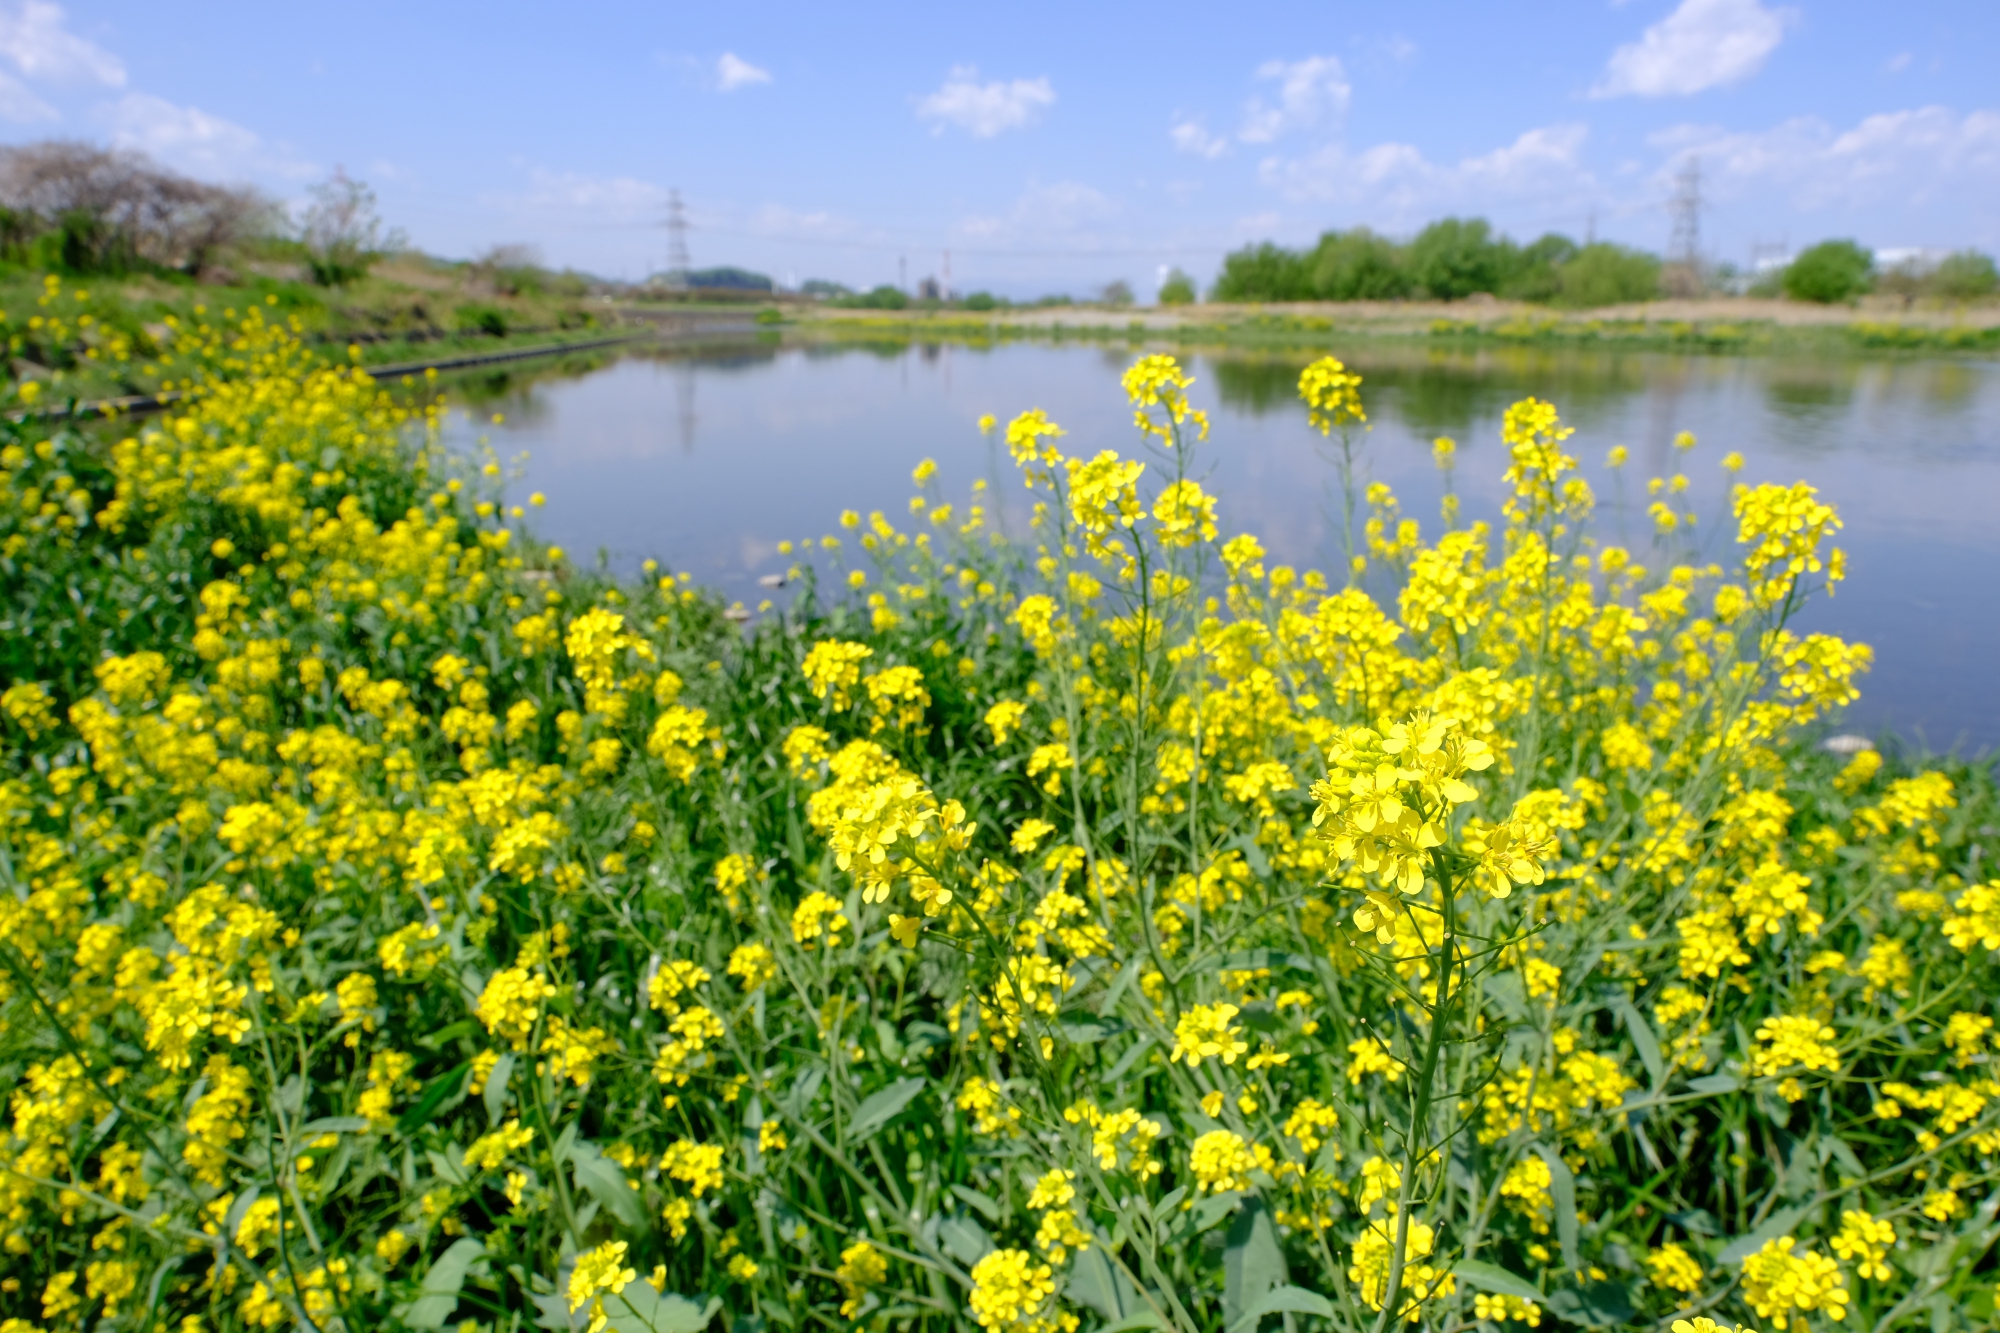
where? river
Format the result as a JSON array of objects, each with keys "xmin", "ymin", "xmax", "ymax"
[{"xmin": 439, "ymin": 337, "xmax": 2000, "ymax": 753}]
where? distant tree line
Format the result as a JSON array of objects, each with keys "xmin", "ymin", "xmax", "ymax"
[
  {"xmin": 1210, "ymin": 217, "xmax": 1664, "ymax": 307},
  {"xmin": 1768, "ymin": 239, "xmax": 1997, "ymax": 304}
]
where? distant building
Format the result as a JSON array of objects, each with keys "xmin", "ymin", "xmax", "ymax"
[{"xmin": 917, "ymin": 276, "xmax": 941, "ymax": 301}]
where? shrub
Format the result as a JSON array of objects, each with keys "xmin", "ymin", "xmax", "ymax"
[
  {"xmin": 1155, "ymin": 269, "xmax": 1196, "ymax": 306},
  {"xmin": 1783, "ymin": 240, "xmax": 1874, "ymax": 304},
  {"xmin": 454, "ymin": 302, "xmax": 508, "ymax": 336},
  {"xmin": 963, "ymin": 291, "xmax": 999, "ymax": 311}
]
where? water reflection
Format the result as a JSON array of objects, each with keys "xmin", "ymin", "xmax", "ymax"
[{"xmin": 439, "ymin": 338, "xmax": 2000, "ymax": 751}]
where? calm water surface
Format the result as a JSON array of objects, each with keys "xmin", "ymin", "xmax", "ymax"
[{"xmin": 442, "ymin": 340, "xmax": 2000, "ymax": 753}]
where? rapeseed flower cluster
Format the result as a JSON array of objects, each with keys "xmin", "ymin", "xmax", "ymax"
[{"xmin": 0, "ymin": 318, "xmax": 1989, "ymax": 1333}]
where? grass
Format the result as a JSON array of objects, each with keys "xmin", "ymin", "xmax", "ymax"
[{"xmin": 0, "ymin": 259, "xmax": 628, "ymax": 408}]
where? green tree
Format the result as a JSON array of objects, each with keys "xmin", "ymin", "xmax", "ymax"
[
  {"xmin": 1929, "ymin": 250, "xmax": 1999, "ymax": 300},
  {"xmin": 1211, "ymin": 241, "xmax": 1314, "ymax": 301},
  {"xmin": 1156, "ymin": 268, "xmax": 1196, "ymax": 305},
  {"xmin": 1782, "ymin": 240, "xmax": 1874, "ymax": 303},
  {"xmin": 1498, "ymin": 232, "xmax": 1577, "ymax": 302},
  {"xmin": 1554, "ymin": 242, "xmax": 1662, "ymax": 307},
  {"xmin": 1408, "ymin": 216, "xmax": 1507, "ymax": 300},
  {"xmin": 1307, "ymin": 228, "xmax": 1412, "ymax": 301}
]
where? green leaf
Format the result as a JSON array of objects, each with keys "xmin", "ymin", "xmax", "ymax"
[
  {"xmin": 1609, "ymin": 994, "xmax": 1664, "ymax": 1089},
  {"xmin": 1531, "ymin": 1145, "xmax": 1580, "ymax": 1274},
  {"xmin": 1453, "ymin": 1259, "xmax": 1542, "ymax": 1301},
  {"xmin": 570, "ymin": 1141, "xmax": 647, "ymax": 1231},
  {"xmin": 1228, "ymin": 1284, "xmax": 1334, "ymax": 1332},
  {"xmin": 419, "ymin": 1019, "xmax": 478, "ymax": 1050},
  {"xmin": 299, "ymin": 1116, "xmax": 371, "ymax": 1136},
  {"xmin": 1097, "ymin": 958, "xmax": 1143, "ymax": 1017},
  {"xmin": 397, "ymin": 1061, "xmax": 470, "ymax": 1136},
  {"xmin": 1688, "ymin": 1073, "xmax": 1739, "ymax": 1095},
  {"xmin": 1065, "ymin": 1247, "xmax": 1148, "ymax": 1319},
  {"xmin": 1216, "ymin": 948, "xmax": 1314, "ymax": 974},
  {"xmin": 602, "ymin": 1282, "xmax": 718, "ymax": 1333},
  {"xmin": 847, "ymin": 1077, "xmax": 925, "ymax": 1142},
  {"xmin": 1103, "ymin": 1035, "xmax": 1155, "ymax": 1083},
  {"xmin": 1718, "ymin": 1204, "xmax": 1811, "ymax": 1266},
  {"xmin": 397, "ymin": 1237, "xmax": 488, "ymax": 1329},
  {"xmin": 1223, "ymin": 1197, "xmax": 1287, "ymax": 1331},
  {"xmin": 1191, "ymin": 1191, "xmax": 1241, "ymax": 1235},
  {"xmin": 484, "ymin": 1052, "xmax": 515, "ymax": 1127},
  {"xmin": 1099, "ymin": 1316, "xmax": 1166, "ymax": 1333},
  {"xmin": 949, "ymin": 1185, "xmax": 1002, "ymax": 1222},
  {"xmin": 939, "ymin": 1216, "xmax": 992, "ymax": 1266}
]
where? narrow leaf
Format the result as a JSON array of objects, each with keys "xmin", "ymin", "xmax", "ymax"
[
  {"xmin": 1718, "ymin": 1204, "xmax": 1810, "ymax": 1266},
  {"xmin": 1452, "ymin": 1259, "xmax": 1542, "ymax": 1301},
  {"xmin": 847, "ymin": 1077, "xmax": 925, "ymax": 1142},
  {"xmin": 1531, "ymin": 1145, "xmax": 1580, "ymax": 1274},
  {"xmin": 1610, "ymin": 994, "xmax": 1665, "ymax": 1089},
  {"xmin": 1223, "ymin": 1197, "xmax": 1287, "ymax": 1331},
  {"xmin": 398, "ymin": 1237, "xmax": 488, "ymax": 1329},
  {"xmin": 1228, "ymin": 1284, "xmax": 1334, "ymax": 1332},
  {"xmin": 571, "ymin": 1142, "xmax": 647, "ymax": 1230},
  {"xmin": 484, "ymin": 1052, "xmax": 515, "ymax": 1127},
  {"xmin": 299, "ymin": 1116, "xmax": 371, "ymax": 1136}
]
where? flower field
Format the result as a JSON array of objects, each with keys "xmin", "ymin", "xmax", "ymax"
[{"xmin": 0, "ymin": 305, "xmax": 1995, "ymax": 1333}]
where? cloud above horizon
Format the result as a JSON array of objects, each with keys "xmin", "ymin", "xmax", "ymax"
[
  {"xmin": 1239, "ymin": 55, "xmax": 1349, "ymax": 143},
  {"xmin": 716, "ymin": 52, "xmax": 771, "ymax": 92},
  {"xmin": 1594, "ymin": 0, "xmax": 1793, "ymax": 98},
  {"xmin": 915, "ymin": 66, "xmax": 1055, "ymax": 138}
]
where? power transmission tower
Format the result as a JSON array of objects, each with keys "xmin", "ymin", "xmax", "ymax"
[
  {"xmin": 664, "ymin": 190, "xmax": 691, "ymax": 291},
  {"xmin": 1668, "ymin": 158, "xmax": 1702, "ymax": 270}
]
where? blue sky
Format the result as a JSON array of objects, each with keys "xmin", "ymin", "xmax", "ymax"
[{"xmin": 1, "ymin": 0, "xmax": 1995, "ymax": 296}]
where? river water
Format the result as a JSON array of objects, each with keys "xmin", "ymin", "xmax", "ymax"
[{"xmin": 440, "ymin": 338, "xmax": 2000, "ymax": 753}]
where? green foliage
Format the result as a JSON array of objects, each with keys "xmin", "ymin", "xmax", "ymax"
[
  {"xmin": 1408, "ymin": 217, "xmax": 1509, "ymax": 300},
  {"xmin": 1217, "ymin": 221, "xmax": 1663, "ymax": 309},
  {"xmin": 1554, "ymin": 243, "xmax": 1663, "ymax": 308},
  {"xmin": 1930, "ymin": 250, "xmax": 1999, "ymax": 301},
  {"xmin": 1157, "ymin": 269, "xmax": 1197, "ymax": 306},
  {"xmin": 839, "ymin": 284, "xmax": 909, "ymax": 310},
  {"xmin": 454, "ymin": 303, "xmax": 509, "ymax": 337},
  {"xmin": 1306, "ymin": 229, "xmax": 1412, "ymax": 301},
  {"xmin": 963, "ymin": 291, "xmax": 999, "ymax": 311},
  {"xmin": 1783, "ymin": 241, "xmax": 1875, "ymax": 304},
  {"xmin": 1211, "ymin": 242, "xmax": 1315, "ymax": 302}
]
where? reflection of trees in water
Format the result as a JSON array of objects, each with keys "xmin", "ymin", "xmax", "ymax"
[{"xmin": 1205, "ymin": 346, "xmax": 1656, "ymax": 440}]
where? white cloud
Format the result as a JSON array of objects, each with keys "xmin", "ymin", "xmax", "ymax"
[
  {"xmin": 0, "ymin": 0, "xmax": 122, "ymax": 86},
  {"xmin": 485, "ymin": 168, "xmax": 672, "ymax": 224},
  {"xmin": 99, "ymin": 92, "xmax": 296, "ymax": 178},
  {"xmin": 956, "ymin": 180, "xmax": 1116, "ymax": 239},
  {"xmin": 1170, "ymin": 118, "xmax": 1228, "ymax": 159},
  {"xmin": 1651, "ymin": 105, "xmax": 2000, "ymax": 212},
  {"xmin": 1260, "ymin": 123, "xmax": 1596, "ymax": 223},
  {"xmin": 1594, "ymin": 0, "xmax": 1793, "ymax": 98},
  {"xmin": 1885, "ymin": 51, "xmax": 1912, "ymax": 75},
  {"xmin": 915, "ymin": 66, "xmax": 1054, "ymax": 138},
  {"xmin": 1239, "ymin": 55, "xmax": 1349, "ymax": 143},
  {"xmin": 716, "ymin": 52, "xmax": 770, "ymax": 91},
  {"xmin": 0, "ymin": 68, "xmax": 53, "ymax": 121}
]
